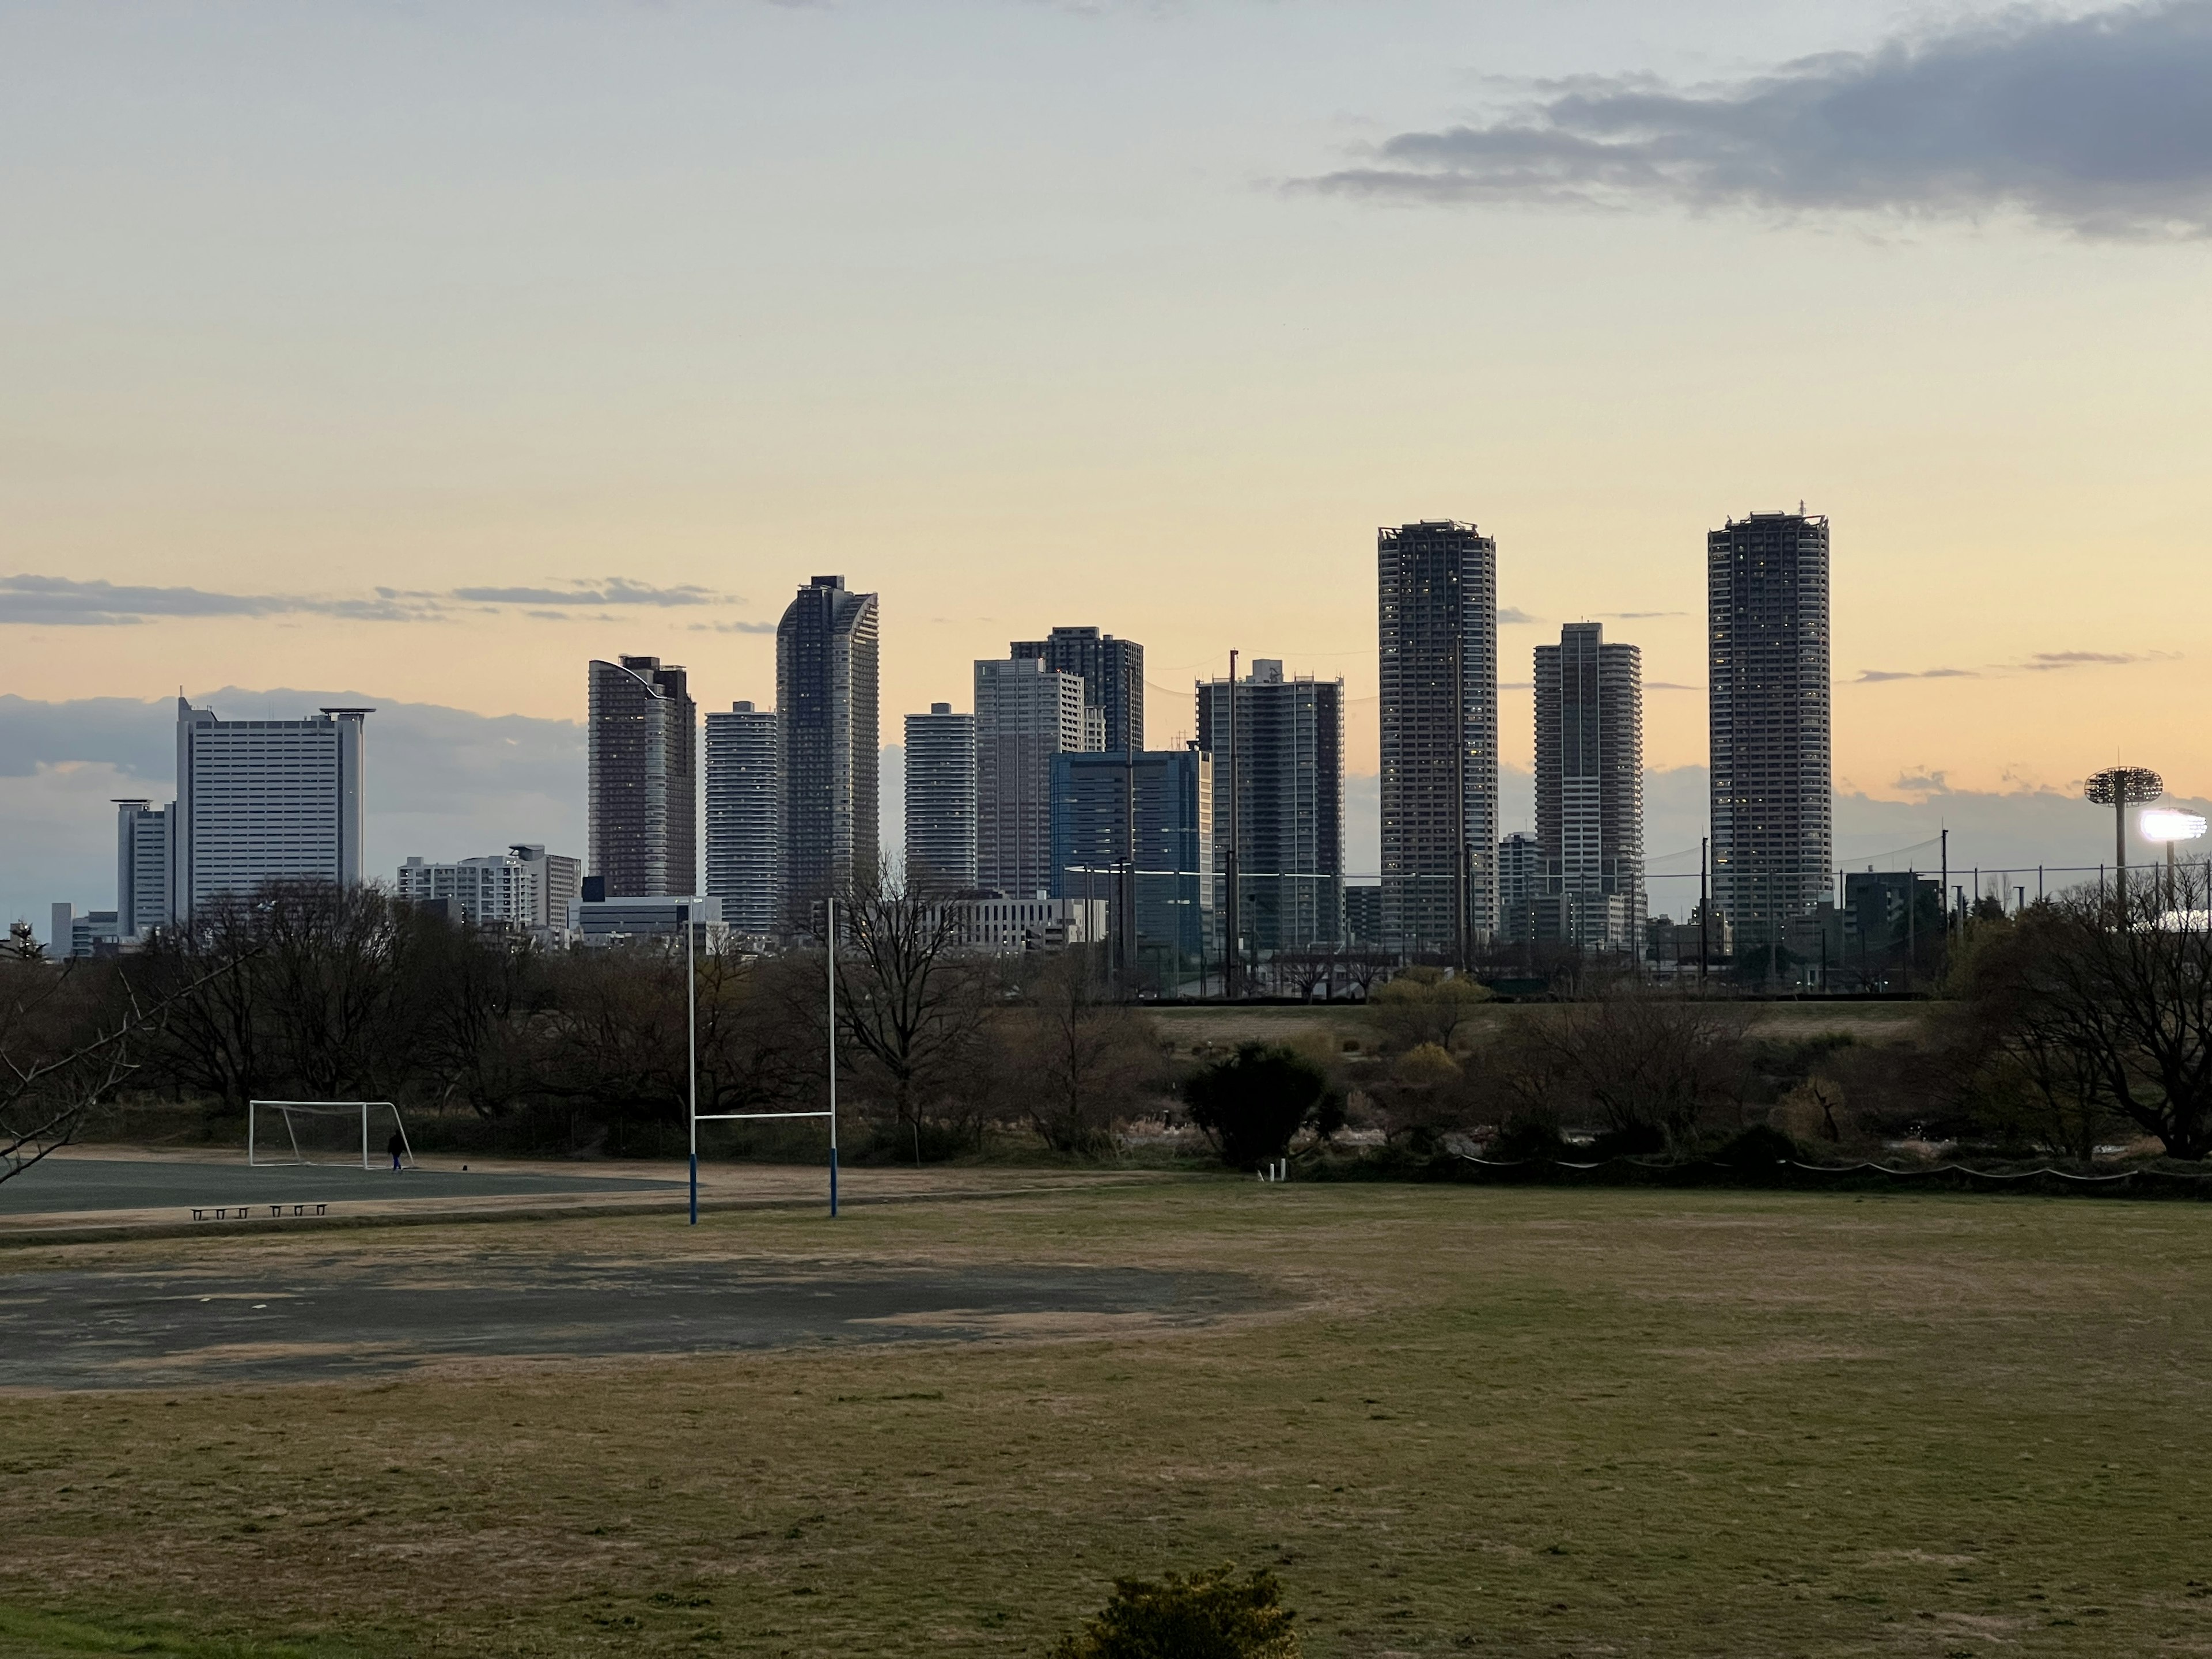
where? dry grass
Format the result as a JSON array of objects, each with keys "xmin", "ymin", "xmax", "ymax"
[{"xmin": 5, "ymin": 1179, "xmax": 2210, "ymax": 1657}]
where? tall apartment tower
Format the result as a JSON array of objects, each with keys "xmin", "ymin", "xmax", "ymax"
[
  {"xmin": 1378, "ymin": 521, "xmax": 1499, "ymax": 957},
  {"xmin": 1709, "ymin": 510, "xmax": 1832, "ymax": 963},
  {"xmin": 777, "ymin": 575, "xmax": 881, "ymax": 921},
  {"xmin": 975, "ymin": 657, "xmax": 1089, "ymax": 898},
  {"xmin": 1010, "ymin": 626, "xmax": 1144, "ymax": 755},
  {"xmin": 1495, "ymin": 831, "xmax": 1540, "ymax": 947},
  {"xmin": 113, "ymin": 798, "xmax": 171, "ymax": 937},
  {"xmin": 705, "ymin": 701, "xmax": 780, "ymax": 933},
  {"xmin": 1197, "ymin": 660, "xmax": 1345, "ymax": 957},
  {"xmin": 587, "ymin": 656, "xmax": 696, "ymax": 899},
  {"xmin": 170, "ymin": 698, "xmax": 371, "ymax": 922},
  {"xmin": 905, "ymin": 703, "xmax": 978, "ymax": 893},
  {"xmin": 1050, "ymin": 745, "xmax": 1213, "ymax": 986},
  {"xmin": 1534, "ymin": 623, "xmax": 1644, "ymax": 953}
]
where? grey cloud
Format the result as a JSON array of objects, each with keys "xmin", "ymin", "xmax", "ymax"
[
  {"xmin": 1855, "ymin": 666, "xmax": 1979, "ymax": 683},
  {"xmin": 1498, "ymin": 607, "xmax": 1539, "ymax": 624},
  {"xmin": 449, "ymin": 578, "xmax": 725, "ymax": 608},
  {"xmin": 1308, "ymin": 1, "xmax": 2212, "ymax": 240},
  {"xmin": 1602, "ymin": 610, "xmax": 1687, "ymax": 620},
  {"xmin": 1647, "ymin": 680, "xmax": 1698, "ymax": 690},
  {"xmin": 0, "ymin": 574, "xmax": 438, "ymax": 627},
  {"xmin": 687, "ymin": 620, "xmax": 781, "ymax": 634},
  {"xmin": 2024, "ymin": 649, "xmax": 2145, "ymax": 669}
]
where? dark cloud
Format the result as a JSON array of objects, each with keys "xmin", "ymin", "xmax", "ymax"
[{"xmin": 1308, "ymin": 1, "xmax": 2212, "ymax": 240}]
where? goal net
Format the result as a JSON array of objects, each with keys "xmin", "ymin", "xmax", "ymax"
[{"xmin": 248, "ymin": 1101, "xmax": 415, "ymax": 1169}]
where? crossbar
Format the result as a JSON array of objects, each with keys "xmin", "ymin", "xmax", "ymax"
[{"xmin": 694, "ymin": 1111, "xmax": 836, "ymax": 1122}]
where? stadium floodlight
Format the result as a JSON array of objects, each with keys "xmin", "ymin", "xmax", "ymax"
[
  {"xmin": 249, "ymin": 1101, "xmax": 414, "ymax": 1169},
  {"xmin": 2141, "ymin": 809, "xmax": 2209, "ymax": 844},
  {"xmin": 2085, "ymin": 765, "xmax": 2164, "ymax": 896}
]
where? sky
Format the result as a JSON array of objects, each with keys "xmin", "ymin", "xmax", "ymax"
[{"xmin": 5, "ymin": 0, "xmax": 2211, "ymax": 930}]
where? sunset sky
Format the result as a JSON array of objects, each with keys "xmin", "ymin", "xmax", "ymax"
[{"xmin": 6, "ymin": 0, "xmax": 2210, "ymax": 926}]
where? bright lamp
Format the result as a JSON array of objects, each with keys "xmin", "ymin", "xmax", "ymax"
[{"xmin": 2140, "ymin": 809, "xmax": 2209, "ymax": 844}]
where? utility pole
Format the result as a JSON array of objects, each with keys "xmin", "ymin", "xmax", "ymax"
[
  {"xmin": 1122, "ymin": 744, "xmax": 1137, "ymax": 999},
  {"xmin": 1452, "ymin": 614, "xmax": 1469, "ymax": 972},
  {"xmin": 1698, "ymin": 835, "xmax": 1709, "ymax": 994},
  {"xmin": 1224, "ymin": 650, "xmax": 1240, "ymax": 999},
  {"xmin": 1940, "ymin": 828, "xmax": 1949, "ymax": 949}
]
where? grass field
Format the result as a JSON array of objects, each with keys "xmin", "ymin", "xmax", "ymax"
[{"xmin": 6, "ymin": 1177, "xmax": 2209, "ymax": 1657}]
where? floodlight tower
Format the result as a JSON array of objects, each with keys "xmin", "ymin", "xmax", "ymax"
[
  {"xmin": 2141, "ymin": 808, "xmax": 2209, "ymax": 918},
  {"xmin": 2085, "ymin": 765, "xmax": 2163, "ymax": 903}
]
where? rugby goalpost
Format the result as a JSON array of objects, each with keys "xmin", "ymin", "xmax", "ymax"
[
  {"xmin": 248, "ymin": 1100, "xmax": 416, "ymax": 1169},
  {"xmin": 683, "ymin": 897, "xmax": 838, "ymax": 1225}
]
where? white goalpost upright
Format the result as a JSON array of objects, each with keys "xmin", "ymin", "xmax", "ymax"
[
  {"xmin": 248, "ymin": 1101, "xmax": 416, "ymax": 1169},
  {"xmin": 683, "ymin": 896, "xmax": 839, "ymax": 1225}
]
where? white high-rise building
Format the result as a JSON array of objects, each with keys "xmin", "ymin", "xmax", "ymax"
[
  {"xmin": 975, "ymin": 657, "xmax": 1090, "ymax": 898},
  {"xmin": 706, "ymin": 701, "xmax": 781, "ymax": 933},
  {"xmin": 904, "ymin": 703, "xmax": 977, "ymax": 893},
  {"xmin": 397, "ymin": 853, "xmax": 540, "ymax": 926},
  {"xmin": 172, "ymin": 698, "xmax": 371, "ymax": 922},
  {"xmin": 113, "ymin": 798, "xmax": 172, "ymax": 938}
]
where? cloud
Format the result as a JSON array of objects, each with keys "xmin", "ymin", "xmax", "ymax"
[
  {"xmin": 1854, "ymin": 666, "xmax": 1979, "ymax": 683},
  {"xmin": 1601, "ymin": 610, "xmax": 1686, "ymax": 620},
  {"xmin": 2, "ymin": 573, "xmax": 760, "ymax": 628},
  {"xmin": 2022, "ymin": 649, "xmax": 2146, "ymax": 669},
  {"xmin": 449, "ymin": 578, "xmax": 725, "ymax": 608},
  {"xmin": 1497, "ymin": 607, "xmax": 1539, "ymax": 624},
  {"xmin": 1306, "ymin": 1, "xmax": 2212, "ymax": 240},
  {"xmin": 1646, "ymin": 680, "xmax": 1697, "ymax": 690},
  {"xmin": 0, "ymin": 574, "xmax": 437, "ymax": 627},
  {"xmin": 688, "ymin": 620, "xmax": 780, "ymax": 634}
]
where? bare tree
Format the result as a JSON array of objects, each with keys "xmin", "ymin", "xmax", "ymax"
[
  {"xmin": 999, "ymin": 950, "xmax": 1166, "ymax": 1153},
  {"xmin": 1521, "ymin": 993, "xmax": 1752, "ymax": 1145},
  {"xmin": 831, "ymin": 881, "xmax": 995, "ymax": 1162},
  {"xmin": 1952, "ymin": 876, "xmax": 2212, "ymax": 1158},
  {"xmin": 2, "ymin": 954, "xmax": 248, "ymax": 1184}
]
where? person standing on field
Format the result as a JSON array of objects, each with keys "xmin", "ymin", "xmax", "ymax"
[{"xmin": 387, "ymin": 1130, "xmax": 405, "ymax": 1172}]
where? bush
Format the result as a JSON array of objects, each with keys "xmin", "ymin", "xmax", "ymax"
[
  {"xmin": 1711, "ymin": 1123, "xmax": 1802, "ymax": 1171},
  {"xmin": 1183, "ymin": 1043, "xmax": 1342, "ymax": 1170},
  {"xmin": 1589, "ymin": 1120, "xmax": 1666, "ymax": 1160},
  {"xmin": 1366, "ymin": 968, "xmax": 1492, "ymax": 1051},
  {"xmin": 1490, "ymin": 1111, "xmax": 1567, "ymax": 1162},
  {"xmin": 1051, "ymin": 1566, "xmax": 1299, "ymax": 1659}
]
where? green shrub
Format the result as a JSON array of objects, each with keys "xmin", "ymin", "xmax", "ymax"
[
  {"xmin": 1050, "ymin": 1566, "xmax": 1299, "ymax": 1659},
  {"xmin": 1183, "ymin": 1044, "xmax": 1341, "ymax": 1171}
]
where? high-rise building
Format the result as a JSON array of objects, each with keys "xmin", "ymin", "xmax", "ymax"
[
  {"xmin": 705, "ymin": 701, "xmax": 780, "ymax": 933},
  {"xmin": 1011, "ymin": 626, "xmax": 1145, "ymax": 755},
  {"xmin": 1050, "ymin": 745, "xmax": 1213, "ymax": 986},
  {"xmin": 1342, "ymin": 882, "xmax": 1384, "ymax": 946},
  {"xmin": 172, "ymin": 698, "xmax": 372, "ymax": 921},
  {"xmin": 1534, "ymin": 623, "xmax": 1643, "ymax": 952},
  {"xmin": 1709, "ymin": 510, "xmax": 1832, "ymax": 964},
  {"xmin": 975, "ymin": 656, "xmax": 1090, "ymax": 898},
  {"xmin": 113, "ymin": 798, "xmax": 171, "ymax": 938},
  {"xmin": 904, "ymin": 703, "xmax": 978, "ymax": 893},
  {"xmin": 1495, "ymin": 831, "xmax": 1541, "ymax": 946},
  {"xmin": 397, "ymin": 853, "xmax": 539, "ymax": 926},
  {"xmin": 777, "ymin": 575, "xmax": 880, "ymax": 921},
  {"xmin": 1378, "ymin": 521, "xmax": 1498, "ymax": 956},
  {"xmin": 1197, "ymin": 659, "xmax": 1345, "ymax": 958},
  {"xmin": 587, "ymin": 657, "xmax": 696, "ymax": 899},
  {"xmin": 511, "ymin": 844, "xmax": 583, "ymax": 929},
  {"xmin": 49, "ymin": 903, "xmax": 121, "ymax": 959}
]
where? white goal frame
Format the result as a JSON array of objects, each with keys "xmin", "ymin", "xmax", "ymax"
[{"xmin": 248, "ymin": 1100, "xmax": 416, "ymax": 1169}]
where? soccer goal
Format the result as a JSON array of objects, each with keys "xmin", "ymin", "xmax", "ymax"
[{"xmin": 248, "ymin": 1101, "xmax": 416, "ymax": 1169}]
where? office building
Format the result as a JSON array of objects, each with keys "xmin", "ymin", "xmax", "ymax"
[
  {"xmin": 1709, "ymin": 510, "xmax": 1832, "ymax": 963},
  {"xmin": 1343, "ymin": 882, "xmax": 1383, "ymax": 946},
  {"xmin": 1534, "ymin": 623, "xmax": 1644, "ymax": 952},
  {"xmin": 1012, "ymin": 626, "xmax": 1145, "ymax": 755},
  {"xmin": 1496, "ymin": 831, "xmax": 1541, "ymax": 946},
  {"xmin": 706, "ymin": 701, "xmax": 780, "ymax": 933},
  {"xmin": 569, "ymin": 895, "xmax": 725, "ymax": 951},
  {"xmin": 113, "ymin": 799, "xmax": 171, "ymax": 938},
  {"xmin": 1378, "ymin": 521, "xmax": 1499, "ymax": 956},
  {"xmin": 975, "ymin": 656, "xmax": 1090, "ymax": 897},
  {"xmin": 904, "ymin": 703, "xmax": 978, "ymax": 893},
  {"xmin": 172, "ymin": 697, "xmax": 371, "ymax": 921},
  {"xmin": 1050, "ymin": 745, "xmax": 1213, "ymax": 986},
  {"xmin": 511, "ymin": 844, "xmax": 582, "ymax": 930},
  {"xmin": 922, "ymin": 894, "xmax": 1108, "ymax": 955},
  {"xmin": 397, "ymin": 852, "xmax": 540, "ymax": 927},
  {"xmin": 777, "ymin": 575, "xmax": 880, "ymax": 922},
  {"xmin": 49, "ymin": 904, "xmax": 121, "ymax": 959},
  {"xmin": 588, "ymin": 657, "xmax": 696, "ymax": 899},
  {"xmin": 1198, "ymin": 659, "xmax": 1344, "ymax": 960}
]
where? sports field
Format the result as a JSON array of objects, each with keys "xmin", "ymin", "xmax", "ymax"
[{"xmin": 4, "ymin": 1176, "xmax": 2209, "ymax": 1657}]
